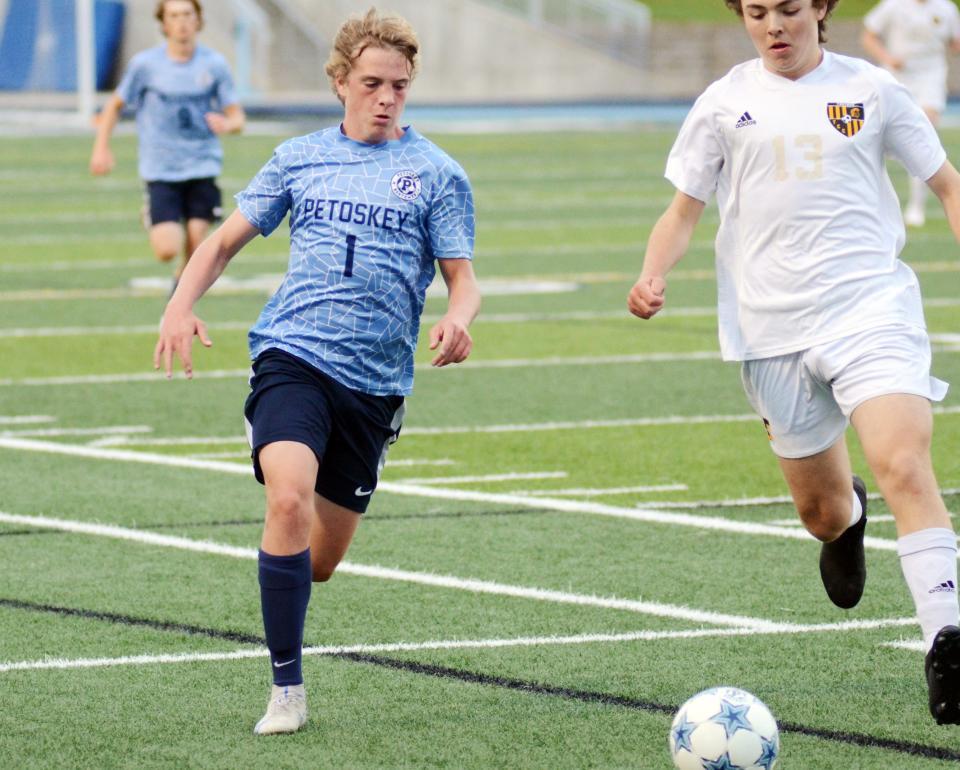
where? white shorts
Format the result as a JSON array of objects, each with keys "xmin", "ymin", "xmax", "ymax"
[{"xmin": 740, "ymin": 325, "xmax": 949, "ymax": 459}]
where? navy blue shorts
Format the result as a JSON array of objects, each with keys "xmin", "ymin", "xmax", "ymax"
[
  {"xmin": 243, "ymin": 348, "xmax": 405, "ymax": 513},
  {"xmin": 145, "ymin": 178, "xmax": 222, "ymax": 225}
]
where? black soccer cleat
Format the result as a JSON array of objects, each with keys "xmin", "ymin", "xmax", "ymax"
[
  {"xmin": 818, "ymin": 475, "xmax": 868, "ymax": 609},
  {"xmin": 926, "ymin": 625, "xmax": 960, "ymax": 724}
]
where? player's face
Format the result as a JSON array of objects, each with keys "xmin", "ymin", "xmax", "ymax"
[
  {"xmin": 741, "ymin": 0, "xmax": 826, "ymax": 80},
  {"xmin": 160, "ymin": 1, "xmax": 201, "ymax": 44},
  {"xmin": 337, "ymin": 46, "xmax": 411, "ymax": 145}
]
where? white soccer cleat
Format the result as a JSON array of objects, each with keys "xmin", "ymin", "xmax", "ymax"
[
  {"xmin": 253, "ymin": 684, "xmax": 307, "ymax": 735},
  {"xmin": 904, "ymin": 205, "xmax": 925, "ymax": 227}
]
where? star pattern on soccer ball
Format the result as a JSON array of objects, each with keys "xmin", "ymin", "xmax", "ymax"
[
  {"xmin": 710, "ymin": 700, "xmax": 753, "ymax": 738},
  {"xmin": 671, "ymin": 714, "xmax": 695, "ymax": 753},
  {"xmin": 756, "ymin": 737, "xmax": 778, "ymax": 770},
  {"xmin": 702, "ymin": 753, "xmax": 739, "ymax": 770}
]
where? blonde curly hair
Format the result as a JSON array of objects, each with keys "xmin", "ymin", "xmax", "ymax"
[{"xmin": 325, "ymin": 8, "xmax": 420, "ymax": 103}]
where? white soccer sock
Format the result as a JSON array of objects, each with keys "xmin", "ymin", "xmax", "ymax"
[
  {"xmin": 908, "ymin": 176, "xmax": 928, "ymax": 213},
  {"xmin": 849, "ymin": 488, "xmax": 863, "ymax": 528},
  {"xmin": 897, "ymin": 528, "xmax": 959, "ymax": 651}
]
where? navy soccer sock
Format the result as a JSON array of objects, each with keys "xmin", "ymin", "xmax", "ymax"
[{"xmin": 258, "ymin": 548, "xmax": 312, "ymax": 686}]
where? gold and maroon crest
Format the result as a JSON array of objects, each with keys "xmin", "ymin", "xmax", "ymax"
[{"xmin": 827, "ymin": 102, "xmax": 865, "ymax": 138}]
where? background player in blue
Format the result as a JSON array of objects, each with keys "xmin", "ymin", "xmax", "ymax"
[
  {"xmin": 89, "ymin": 0, "xmax": 245, "ymax": 288},
  {"xmin": 153, "ymin": 8, "xmax": 480, "ymax": 735}
]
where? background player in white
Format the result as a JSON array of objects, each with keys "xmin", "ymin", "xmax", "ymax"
[
  {"xmin": 862, "ymin": 0, "xmax": 960, "ymax": 226},
  {"xmin": 89, "ymin": 0, "xmax": 245, "ymax": 287},
  {"xmin": 154, "ymin": 8, "xmax": 480, "ymax": 735},
  {"xmin": 628, "ymin": 0, "xmax": 960, "ymax": 724}
]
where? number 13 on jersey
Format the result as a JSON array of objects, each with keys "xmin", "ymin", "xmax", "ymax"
[{"xmin": 773, "ymin": 134, "xmax": 824, "ymax": 181}]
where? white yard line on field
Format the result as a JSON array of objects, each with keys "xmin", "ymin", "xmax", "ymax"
[
  {"xmin": 0, "ymin": 322, "xmax": 251, "ymax": 338},
  {"xmin": 88, "ymin": 414, "xmax": 765, "ymax": 447},
  {"xmin": 0, "ymin": 369, "xmax": 250, "ymax": 387},
  {"xmin": 0, "ymin": 510, "xmax": 781, "ymax": 630},
  {"xmin": 402, "ymin": 414, "xmax": 760, "ymax": 435},
  {"xmin": 185, "ymin": 451, "xmax": 252, "ymax": 460},
  {"xmin": 0, "ymin": 617, "xmax": 922, "ymax": 674},
  {"xmin": 393, "ymin": 471, "xmax": 567, "ymax": 485},
  {"xmin": 0, "ymin": 425, "xmax": 152, "ymax": 439},
  {"xmin": 768, "ymin": 514, "xmax": 910, "ymax": 526},
  {"xmin": 89, "ymin": 434, "xmax": 248, "ymax": 447},
  {"xmin": 516, "ymin": 484, "xmax": 687, "ymax": 497},
  {"xmin": 883, "ymin": 640, "xmax": 926, "ymax": 653},
  {"xmin": 0, "ymin": 415, "xmax": 55, "ymax": 425},
  {"xmin": 0, "ymin": 437, "xmax": 902, "ymax": 553},
  {"xmin": 0, "ymin": 253, "xmax": 289, "ymax": 273},
  {"xmin": 654, "ymin": 487, "xmax": 960, "ymax": 511}
]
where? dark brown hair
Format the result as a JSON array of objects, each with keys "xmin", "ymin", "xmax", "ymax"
[{"xmin": 723, "ymin": 0, "xmax": 839, "ymax": 43}]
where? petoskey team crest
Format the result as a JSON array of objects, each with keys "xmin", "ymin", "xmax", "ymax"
[{"xmin": 390, "ymin": 170, "xmax": 422, "ymax": 201}]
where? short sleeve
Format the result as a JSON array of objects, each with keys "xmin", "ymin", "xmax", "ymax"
[
  {"xmin": 949, "ymin": 4, "xmax": 960, "ymax": 40},
  {"xmin": 428, "ymin": 164, "xmax": 475, "ymax": 260},
  {"xmin": 664, "ymin": 91, "xmax": 725, "ymax": 203},
  {"xmin": 880, "ymin": 72, "xmax": 947, "ymax": 180},
  {"xmin": 863, "ymin": 0, "xmax": 893, "ymax": 35},
  {"xmin": 115, "ymin": 57, "xmax": 145, "ymax": 110},
  {"xmin": 212, "ymin": 58, "xmax": 238, "ymax": 110},
  {"xmin": 234, "ymin": 152, "xmax": 291, "ymax": 237}
]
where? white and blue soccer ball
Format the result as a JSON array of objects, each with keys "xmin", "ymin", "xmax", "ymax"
[{"xmin": 669, "ymin": 686, "xmax": 779, "ymax": 770}]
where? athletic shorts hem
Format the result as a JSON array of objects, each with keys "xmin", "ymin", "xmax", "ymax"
[{"xmin": 769, "ymin": 426, "xmax": 846, "ymax": 460}]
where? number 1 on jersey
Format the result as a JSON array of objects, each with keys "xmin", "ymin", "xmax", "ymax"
[{"xmin": 344, "ymin": 234, "xmax": 356, "ymax": 277}]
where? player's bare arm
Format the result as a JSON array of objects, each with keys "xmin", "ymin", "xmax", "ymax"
[
  {"xmin": 429, "ymin": 258, "xmax": 480, "ymax": 367},
  {"xmin": 926, "ymin": 161, "xmax": 960, "ymax": 245},
  {"xmin": 155, "ymin": 210, "xmax": 260, "ymax": 378},
  {"xmin": 205, "ymin": 102, "xmax": 246, "ymax": 135},
  {"xmin": 628, "ymin": 190, "xmax": 705, "ymax": 319},
  {"xmin": 89, "ymin": 93, "xmax": 125, "ymax": 175}
]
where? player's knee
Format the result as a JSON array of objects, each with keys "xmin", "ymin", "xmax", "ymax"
[
  {"xmin": 153, "ymin": 246, "xmax": 178, "ymax": 263},
  {"xmin": 797, "ymin": 499, "xmax": 848, "ymax": 542},
  {"xmin": 872, "ymin": 451, "xmax": 929, "ymax": 499},
  {"xmin": 265, "ymin": 489, "xmax": 312, "ymax": 531}
]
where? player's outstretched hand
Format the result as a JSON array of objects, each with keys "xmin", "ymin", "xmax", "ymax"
[
  {"xmin": 627, "ymin": 276, "xmax": 667, "ymax": 319},
  {"xmin": 428, "ymin": 317, "xmax": 473, "ymax": 367},
  {"xmin": 154, "ymin": 307, "xmax": 213, "ymax": 379}
]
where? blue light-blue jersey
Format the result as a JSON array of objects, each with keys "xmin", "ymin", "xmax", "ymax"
[
  {"xmin": 236, "ymin": 125, "xmax": 475, "ymax": 396},
  {"xmin": 116, "ymin": 44, "xmax": 238, "ymax": 182}
]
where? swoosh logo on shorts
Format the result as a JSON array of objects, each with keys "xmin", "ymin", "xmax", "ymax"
[{"xmin": 354, "ymin": 486, "xmax": 373, "ymax": 496}]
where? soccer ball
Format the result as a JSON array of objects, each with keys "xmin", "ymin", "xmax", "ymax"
[{"xmin": 669, "ymin": 686, "xmax": 779, "ymax": 770}]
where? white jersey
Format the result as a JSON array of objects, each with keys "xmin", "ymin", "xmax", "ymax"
[
  {"xmin": 864, "ymin": 0, "xmax": 960, "ymax": 108},
  {"xmin": 666, "ymin": 51, "xmax": 945, "ymax": 362}
]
